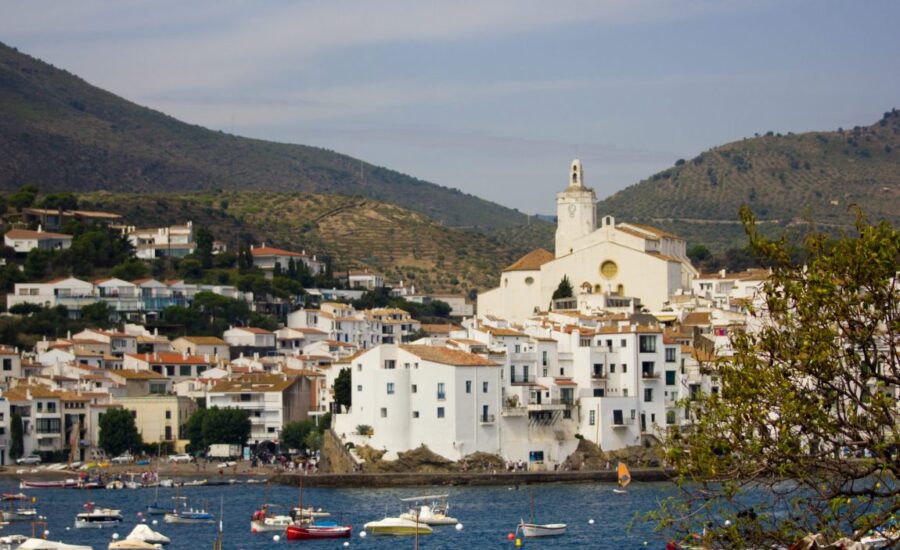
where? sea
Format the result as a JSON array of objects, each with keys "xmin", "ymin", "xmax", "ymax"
[{"xmin": 0, "ymin": 479, "xmax": 677, "ymax": 549}]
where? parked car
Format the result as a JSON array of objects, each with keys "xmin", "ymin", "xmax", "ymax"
[
  {"xmin": 111, "ymin": 453, "xmax": 134, "ymax": 464},
  {"xmin": 16, "ymin": 455, "xmax": 41, "ymax": 465},
  {"xmin": 168, "ymin": 453, "xmax": 192, "ymax": 463}
]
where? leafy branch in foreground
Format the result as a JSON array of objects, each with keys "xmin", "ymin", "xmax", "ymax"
[{"xmin": 653, "ymin": 206, "xmax": 899, "ymax": 548}]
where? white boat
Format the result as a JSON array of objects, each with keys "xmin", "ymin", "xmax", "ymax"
[
  {"xmin": 163, "ymin": 507, "xmax": 214, "ymax": 524},
  {"xmin": 75, "ymin": 506, "xmax": 123, "ymax": 528},
  {"xmin": 108, "ymin": 540, "xmax": 160, "ymax": 550},
  {"xmin": 399, "ymin": 494, "xmax": 458, "ymax": 525},
  {"xmin": 15, "ymin": 538, "xmax": 93, "ymax": 550},
  {"xmin": 364, "ymin": 517, "xmax": 433, "ymax": 536},
  {"xmin": 105, "ymin": 481, "xmax": 124, "ymax": 490},
  {"xmin": 250, "ymin": 515, "xmax": 293, "ymax": 533},
  {"xmin": 291, "ymin": 506, "xmax": 330, "ymax": 519},
  {"xmin": 0, "ymin": 535, "xmax": 28, "ymax": 550},
  {"xmin": 125, "ymin": 525, "xmax": 170, "ymax": 545},
  {"xmin": 518, "ymin": 520, "xmax": 567, "ymax": 537},
  {"xmin": 1, "ymin": 507, "xmax": 38, "ymax": 521}
]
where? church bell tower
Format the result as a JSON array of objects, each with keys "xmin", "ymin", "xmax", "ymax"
[{"xmin": 555, "ymin": 159, "xmax": 597, "ymax": 257}]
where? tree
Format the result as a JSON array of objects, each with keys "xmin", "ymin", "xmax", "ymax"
[
  {"xmin": 281, "ymin": 419, "xmax": 316, "ymax": 451},
  {"xmin": 8, "ymin": 184, "xmax": 38, "ymax": 211},
  {"xmin": 111, "ymin": 258, "xmax": 149, "ymax": 281},
  {"xmin": 551, "ymin": 275, "xmax": 573, "ymax": 301},
  {"xmin": 9, "ymin": 413, "xmax": 24, "ymax": 460},
  {"xmin": 333, "ymin": 368, "xmax": 352, "ymax": 412},
  {"xmin": 687, "ymin": 244, "xmax": 711, "ymax": 265},
  {"xmin": 98, "ymin": 408, "xmax": 142, "ymax": 457},
  {"xmin": 195, "ymin": 227, "xmax": 215, "ymax": 269},
  {"xmin": 80, "ymin": 301, "xmax": 114, "ymax": 327},
  {"xmin": 200, "ymin": 407, "xmax": 251, "ymax": 447},
  {"xmin": 654, "ymin": 207, "xmax": 900, "ymax": 548},
  {"xmin": 37, "ymin": 193, "xmax": 78, "ymax": 211},
  {"xmin": 185, "ymin": 408, "xmax": 209, "ymax": 455}
]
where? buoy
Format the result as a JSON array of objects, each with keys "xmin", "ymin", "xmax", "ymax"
[
  {"xmin": 515, "ymin": 538, "xmax": 522, "ymax": 547},
  {"xmin": 588, "ymin": 519, "xmax": 595, "ymax": 525},
  {"xmin": 112, "ymin": 534, "xmax": 120, "ymax": 540},
  {"xmin": 455, "ymin": 523, "xmax": 463, "ymax": 531},
  {"xmin": 507, "ymin": 532, "xmax": 515, "ymax": 540},
  {"xmin": 359, "ymin": 531, "xmax": 367, "ymax": 538},
  {"xmin": 43, "ymin": 530, "xmax": 50, "ymax": 537},
  {"xmin": 152, "ymin": 520, "xmax": 158, "ymax": 525},
  {"xmin": 65, "ymin": 527, "xmax": 70, "ymax": 531},
  {"xmin": 343, "ymin": 543, "xmax": 350, "ymax": 548},
  {"xmin": 724, "ymin": 520, "xmax": 731, "ymax": 527},
  {"xmin": 643, "ymin": 542, "xmax": 648, "ymax": 546},
  {"xmin": 273, "ymin": 535, "xmax": 280, "ymax": 542}
]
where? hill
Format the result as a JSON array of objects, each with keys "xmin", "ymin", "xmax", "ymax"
[
  {"xmin": 0, "ymin": 42, "xmax": 527, "ymax": 231},
  {"xmin": 597, "ymin": 110, "xmax": 900, "ymax": 250},
  {"xmin": 78, "ymin": 191, "xmax": 517, "ymax": 294}
]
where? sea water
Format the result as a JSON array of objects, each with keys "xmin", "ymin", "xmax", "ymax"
[{"xmin": 1, "ymin": 479, "xmax": 675, "ymax": 549}]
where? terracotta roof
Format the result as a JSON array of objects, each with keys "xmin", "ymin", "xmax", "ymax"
[
  {"xmin": 5, "ymin": 228, "xmax": 72, "ymax": 240},
  {"xmin": 0, "ymin": 346, "xmax": 17, "ymax": 354},
  {"xmin": 111, "ymin": 369, "xmax": 168, "ymax": 380},
  {"xmin": 334, "ymin": 350, "xmax": 365, "ymax": 365},
  {"xmin": 251, "ymin": 246, "xmax": 302, "ymax": 257},
  {"xmin": 554, "ymin": 377, "xmax": 578, "ymax": 386},
  {"xmin": 481, "ymin": 326, "xmax": 526, "ymax": 338},
  {"xmin": 420, "ymin": 323, "xmax": 462, "ymax": 334},
  {"xmin": 503, "ymin": 249, "xmax": 554, "ymax": 272},
  {"xmin": 400, "ymin": 345, "xmax": 498, "ymax": 367},
  {"xmin": 209, "ymin": 373, "xmax": 298, "ymax": 393},
  {"xmin": 448, "ymin": 338, "xmax": 487, "ymax": 347},
  {"xmin": 178, "ymin": 336, "xmax": 228, "ymax": 345},
  {"xmin": 682, "ymin": 312, "xmax": 712, "ymax": 326}
]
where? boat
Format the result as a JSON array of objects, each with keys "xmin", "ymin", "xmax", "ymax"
[
  {"xmin": 0, "ymin": 535, "xmax": 29, "ymax": 550},
  {"xmin": 2, "ymin": 494, "xmax": 38, "ymax": 522},
  {"xmin": 75, "ymin": 504, "xmax": 123, "ymax": 528},
  {"xmin": 107, "ymin": 540, "xmax": 160, "ymax": 550},
  {"xmin": 250, "ymin": 512, "xmax": 293, "ymax": 533},
  {"xmin": 14, "ymin": 538, "xmax": 93, "ymax": 550},
  {"xmin": 105, "ymin": 481, "xmax": 124, "ymax": 490},
  {"xmin": 124, "ymin": 525, "xmax": 170, "ymax": 545},
  {"xmin": 286, "ymin": 521, "xmax": 352, "ymax": 540},
  {"xmin": 364, "ymin": 517, "xmax": 433, "ymax": 536},
  {"xmin": 613, "ymin": 462, "xmax": 631, "ymax": 494},
  {"xmin": 163, "ymin": 508, "xmax": 214, "ymax": 524},
  {"xmin": 179, "ymin": 479, "xmax": 206, "ymax": 487},
  {"xmin": 399, "ymin": 494, "xmax": 458, "ymax": 525},
  {"xmin": 517, "ymin": 521, "xmax": 567, "ymax": 537},
  {"xmin": 1, "ymin": 493, "xmax": 27, "ymax": 501},
  {"xmin": 19, "ymin": 480, "xmax": 79, "ymax": 489},
  {"xmin": 291, "ymin": 507, "xmax": 330, "ymax": 519}
]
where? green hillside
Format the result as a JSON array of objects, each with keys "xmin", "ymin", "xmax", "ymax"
[
  {"xmin": 597, "ymin": 110, "xmax": 900, "ymax": 250},
  {"xmin": 79, "ymin": 191, "xmax": 516, "ymax": 294},
  {"xmin": 0, "ymin": 42, "xmax": 527, "ymax": 231}
]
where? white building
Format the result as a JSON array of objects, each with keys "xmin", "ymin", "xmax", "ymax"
[
  {"xmin": 250, "ymin": 245, "xmax": 325, "ymax": 279},
  {"xmin": 288, "ymin": 302, "xmax": 381, "ymax": 349},
  {"xmin": 4, "ymin": 227, "xmax": 72, "ymax": 253},
  {"xmin": 478, "ymin": 160, "xmax": 697, "ymax": 321},
  {"xmin": 172, "ymin": 336, "xmax": 230, "ymax": 359},
  {"xmin": 122, "ymin": 222, "xmax": 195, "ymax": 260},
  {"xmin": 333, "ymin": 344, "xmax": 502, "ymax": 461},
  {"xmin": 222, "ymin": 327, "xmax": 276, "ymax": 350},
  {"xmin": 346, "ymin": 270, "xmax": 384, "ymax": 290}
]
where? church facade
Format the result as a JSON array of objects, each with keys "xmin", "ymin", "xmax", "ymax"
[{"xmin": 478, "ymin": 160, "xmax": 697, "ymax": 321}]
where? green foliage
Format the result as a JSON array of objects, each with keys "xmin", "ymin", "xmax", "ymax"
[
  {"xmin": 111, "ymin": 258, "xmax": 149, "ymax": 281},
  {"xmin": 186, "ymin": 407, "xmax": 251, "ymax": 454},
  {"xmin": 686, "ymin": 244, "xmax": 711, "ymax": 264},
  {"xmin": 280, "ymin": 419, "xmax": 316, "ymax": 451},
  {"xmin": 37, "ymin": 192, "xmax": 78, "ymax": 210},
  {"xmin": 80, "ymin": 301, "xmax": 114, "ymax": 327},
  {"xmin": 177, "ymin": 258, "xmax": 203, "ymax": 280},
  {"xmin": 551, "ymin": 275, "xmax": 573, "ymax": 300},
  {"xmin": 304, "ymin": 431, "xmax": 322, "ymax": 452},
  {"xmin": 8, "ymin": 184, "xmax": 38, "ymax": 211},
  {"xmin": 333, "ymin": 368, "xmax": 351, "ymax": 411},
  {"xmin": 356, "ymin": 424, "xmax": 373, "ymax": 437},
  {"xmin": 161, "ymin": 291, "xmax": 254, "ymax": 337},
  {"xmin": 655, "ymin": 208, "xmax": 900, "ymax": 547},
  {"xmin": 98, "ymin": 408, "xmax": 142, "ymax": 456},
  {"xmin": 195, "ymin": 227, "xmax": 214, "ymax": 269},
  {"xmin": 9, "ymin": 413, "xmax": 24, "ymax": 459}
]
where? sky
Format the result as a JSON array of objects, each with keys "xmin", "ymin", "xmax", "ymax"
[{"xmin": 2, "ymin": 0, "xmax": 898, "ymax": 214}]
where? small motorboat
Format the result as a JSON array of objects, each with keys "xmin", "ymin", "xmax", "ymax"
[
  {"xmin": 250, "ymin": 514, "xmax": 293, "ymax": 533},
  {"xmin": 145, "ymin": 503, "xmax": 170, "ymax": 516},
  {"xmin": 19, "ymin": 480, "xmax": 79, "ymax": 489},
  {"xmin": 291, "ymin": 506, "xmax": 330, "ymax": 519},
  {"xmin": 399, "ymin": 494, "xmax": 458, "ymax": 525},
  {"xmin": 364, "ymin": 517, "xmax": 433, "ymax": 536},
  {"xmin": 125, "ymin": 525, "xmax": 170, "ymax": 545},
  {"xmin": 517, "ymin": 520, "xmax": 567, "ymax": 537},
  {"xmin": 106, "ymin": 481, "xmax": 125, "ymax": 490},
  {"xmin": 0, "ymin": 535, "xmax": 29, "ymax": 550},
  {"xmin": 75, "ymin": 505, "xmax": 123, "ymax": 528},
  {"xmin": 286, "ymin": 521, "xmax": 351, "ymax": 540},
  {"xmin": 14, "ymin": 537, "xmax": 93, "ymax": 550},
  {"xmin": 164, "ymin": 508, "xmax": 214, "ymax": 524}
]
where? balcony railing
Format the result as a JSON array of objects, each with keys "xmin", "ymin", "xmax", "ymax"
[
  {"xmin": 510, "ymin": 377, "xmax": 533, "ymax": 385},
  {"xmin": 480, "ymin": 414, "xmax": 496, "ymax": 424},
  {"xmin": 501, "ymin": 406, "xmax": 527, "ymax": 417},
  {"xmin": 612, "ymin": 418, "xmax": 635, "ymax": 428},
  {"xmin": 642, "ymin": 370, "xmax": 660, "ymax": 379},
  {"xmin": 591, "ymin": 372, "xmax": 606, "ymax": 380}
]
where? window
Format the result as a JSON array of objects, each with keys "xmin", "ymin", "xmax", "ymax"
[
  {"xmin": 542, "ymin": 351, "xmax": 548, "ymax": 366},
  {"xmin": 437, "ymin": 407, "xmax": 445, "ymax": 419},
  {"xmin": 483, "ymin": 381, "xmax": 489, "ymax": 393},
  {"xmin": 580, "ymin": 338, "xmax": 591, "ymax": 347},
  {"xmin": 356, "ymin": 385, "xmax": 362, "ymax": 392},
  {"xmin": 437, "ymin": 383, "xmax": 446, "ymax": 400},
  {"xmin": 644, "ymin": 388, "xmax": 653, "ymax": 402},
  {"xmin": 665, "ymin": 348, "xmax": 676, "ymax": 362},
  {"xmin": 164, "ymin": 426, "xmax": 172, "ymax": 440},
  {"xmin": 623, "ymin": 388, "xmax": 628, "ymax": 397},
  {"xmin": 610, "ymin": 363, "xmax": 616, "ymax": 373},
  {"xmin": 180, "ymin": 365, "xmax": 191, "ymax": 376},
  {"xmin": 384, "ymin": 360, "xmax": 396, "ymax": 369},
  {"xmin": 642, "ymin": 361, "xmax": 655, "ymax": 377},
  {"xmin": 268, "ymin": 426, "xmax": 276, "ymax": 433},
  {"xmin": 411, "ymin": 384, "xmax": 417, "ymax": 393},
  {"xmin": 620, "ymin": 339, "xmax": 626, "ymax": 348},
  {"xmin": 666, "ymin": 411, "xmax": 676, "ymax": 425},
  {"xmin": 412, "ymin": 411, "xmax": 420, "ymax": 418},
  {"xmin": 622, "ymin": 364, "xmax": 628, "ymax": 373},
  {"xmin": 386, "ymin": 383, "xmax": 395, "ymax": 395},
  {"xmin": 563, "ymin": 409, "xmax": 571, "ymax": 419},
  {"xmin": 639, "ymin": 335, "xmax": 657, "ymax": 353},
  {"xmin": 165, "ymin": 410, "xmax": 171, "ymax": 419},
  {"xmin": 357, "ymin": 364, "xmax": 362, "ymax": 372},
  {"xmin": 2, "ymin": 358, "xmax": 11, "ymax": 371},
  {"xmin": 605, "ymin": 339, "xmax": 613, "ymax": 349},
  {"xmin": 37, "ymin": 402, "xmax": 43, "ymax": 412},
  {"xmin": 543, "ymin": 368, "xmax": 548, "ymax": 377},
  {"xmin": 651, "ymin": 413, "xmax": 656, "ymax": 423},
  {"xmin": 165, "ymin": 365, "xmax": 175, "ymax": 376},
  {"xmin": 593, "ymin": 388, "xmax": 604, "ymax": 397},
  {"xmin": 47, "ymin": 402, "xmax": 56, "ymax": 413},
  {"xmin": 665, "ymin": 371, "xmax": 676, "ymax": 385},
  {"xmin": 380, "ymin": 408, "xmax": 387, "ymax": 418},
  {"xmin": 465, "ymin": 381, "xmax": 472, "ymax": 394},
  {"xmin": 588, "ymin": 410, "xmax": 596, "ymax": 426},
  {"xmin": 560, "ymin": 368, "xmax": 565, "ymax": 376}
]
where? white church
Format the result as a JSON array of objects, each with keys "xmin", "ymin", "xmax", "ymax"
[{"xmin": 478, "ymin": 160, "xmax": 698, "ymax": 322}]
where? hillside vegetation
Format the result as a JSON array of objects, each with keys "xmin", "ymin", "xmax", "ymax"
[
  {"xmin": 598, "ymin": 110, "xmax": 900, "ymax": 250},
  {"xmin": 79, "ymin": 191, "xmax": 516, "ymax": 294},
  {"xmin": 0, "ymin": 42, "xmax": 527, "ymax": 231}
]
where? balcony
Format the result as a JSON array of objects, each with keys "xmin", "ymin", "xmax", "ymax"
[
  {"xmin": 591, "ymin": 372, "xmax": 607, "ymax": 381},
  {"xmin": 641, "ymin": 370, "xmax": 660, "ymax": 380},
  {"xmin": 479, "ymin": 414, "xmax": 496, "ymax": 424},
  {"xmin": 664, "ymin": 397, "xmax": 677, "ymax": 407},
  {"xmin": 509, "ymin": 377, "xmax": 533, "ymax": 386},
  {"xmin": 501, "ymin": 406, "xmax": 527, "ymax": 417},
  {"xmin": 527, "ymin": 400, "xmax": 567, "ymax": 412},
  {"xmin": 611, "ymin": 418, "xmax": 635, "ymax": 429}
]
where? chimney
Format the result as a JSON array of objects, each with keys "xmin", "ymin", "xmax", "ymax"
[{"xmin": 719, "ymin": 269, "xmax": 727, "ymax": 279}]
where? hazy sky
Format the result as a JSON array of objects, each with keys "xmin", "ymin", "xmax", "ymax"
[{"xmin": 2, "ymin": 0, "xmax": 898, "ymax": 214}]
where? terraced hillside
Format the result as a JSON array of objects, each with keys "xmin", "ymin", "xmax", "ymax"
[
  {"xmin": 597, "ymin": 110, "xmax": 900, "ymax": 250},
  {"xmin": 0, "ymin": 42, "xmax": 527, "ymax": 231},
  {"xmin": 80, "ymin": 192, "xmax": 516, "ymax": 294}
]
